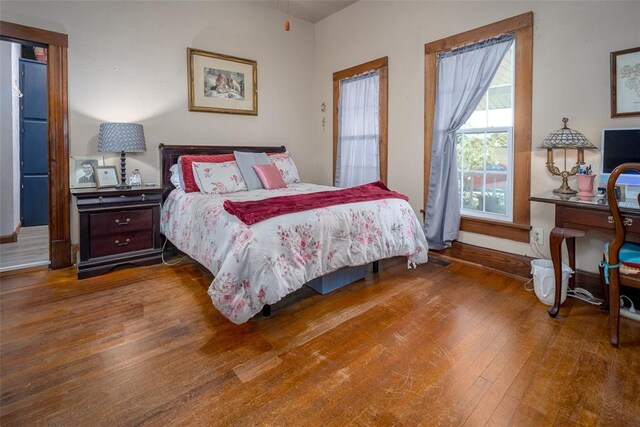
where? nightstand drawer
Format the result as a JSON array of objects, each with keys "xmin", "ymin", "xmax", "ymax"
[
  {"xmin": 90, "ymin": 209, "xmax": 152, "ymax": 237},
  {"xmin": 90, "ymin": 230, "xmax": 153, "ymax": 258},
  {"xmin": 76, "ymin": 192, "xmax": 162, "ymax": 207}
]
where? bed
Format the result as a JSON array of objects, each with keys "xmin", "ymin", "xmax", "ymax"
[{"xmin": 159, "ymin": 144, "xmax": 429, "ymax": 324}]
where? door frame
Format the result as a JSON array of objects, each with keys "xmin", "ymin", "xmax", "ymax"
[{"xmin": 1, "ymin": 21, "xmax": 71, "ymax": 269}]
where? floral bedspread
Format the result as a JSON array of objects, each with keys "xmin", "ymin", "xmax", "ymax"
[{"xmin": 161, "ymin": 183, "xmax": 429, "ymax": 324}]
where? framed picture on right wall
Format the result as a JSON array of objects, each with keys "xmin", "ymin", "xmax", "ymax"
[{"xmin": 610, "ymin": 46, "xmax": 640, "ymax": 118}]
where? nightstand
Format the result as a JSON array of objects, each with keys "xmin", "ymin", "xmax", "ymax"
[{"xmin": 72, "ymin": 186, "xmax": 163, "ymax": 279}]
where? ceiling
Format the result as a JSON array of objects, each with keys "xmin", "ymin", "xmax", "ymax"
[{"xmin": 261, "ymin": 0, "xmax": 358, "ymax": 23}]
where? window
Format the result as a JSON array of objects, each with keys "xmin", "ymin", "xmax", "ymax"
[
  {"xmin": 457, "ymin": 45, "xmax": 514, "ymax": 221},
  {"xmin": 333, "ymin": 57, "xmax": 388, "ymax": 187},
  {"xmin": 424, "ymin": 13, "xmax": 532, "ymax": 243}
]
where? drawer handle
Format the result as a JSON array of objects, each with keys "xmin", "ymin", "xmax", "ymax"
[
  {"xmin": 115, "ymin": 218, "xmax": 131, "ymax": 226},
  {"xmin": 608, "ymin": 216, "xmax": 633, "ymax": 227},
  {"xmin": 141, "ymin": 194, "xmax": 146, "ymax": 201},
  {"xmin": 98, "ymin": 196, "xmax": 103, "ymax": 203},
  {"xmin": 114, "ymin": 239, "xmax": 130, "ymax": 247}
]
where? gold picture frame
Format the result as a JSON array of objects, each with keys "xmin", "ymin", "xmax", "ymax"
[
  {"xmin": 94, "ymin": 166, "xmax": 119, "ymax": 188},
  {"xmin": 610, "ymin": 47, "xmax": 640, "ymax": 118},
  {"xmin": 187, "ymin": 48, "xmax": 258, "ymax": 115}
]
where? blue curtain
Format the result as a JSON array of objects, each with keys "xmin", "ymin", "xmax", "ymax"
[{"xmin": 425, "ymin": 34, "xmax": 515, "ymax": 250}]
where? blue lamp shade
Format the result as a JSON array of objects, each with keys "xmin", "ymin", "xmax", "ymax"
[{"xmin": 97, "ymin": 123, "xmax": 146, "ymax": 153}]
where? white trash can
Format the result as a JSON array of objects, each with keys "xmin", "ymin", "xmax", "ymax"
[{"xmin": 530, "ymin": 259, "xmax": 573, "ymax": 306}]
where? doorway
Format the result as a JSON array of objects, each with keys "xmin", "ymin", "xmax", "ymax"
[
  {"xmin": 0, "ymin": 21, "xmax": 71, "ymax": 271},
  {"xmin": 0, "ymin": 41, "xmax": 49, "ymax": 271}
]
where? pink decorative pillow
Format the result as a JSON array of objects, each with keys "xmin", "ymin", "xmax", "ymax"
[
  {"xmin": 179, "ymin": 154, "xmax": 236, "ymax": 193},
  {"xmin": 253, "ymin": 163, "xmax": 286, "ymax": 189}
]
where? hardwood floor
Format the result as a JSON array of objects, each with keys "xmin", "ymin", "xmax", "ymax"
[
  {"xmin": 0, "ymin": 226, "xmax": 49, "ymax": 271},
  {"xmin": 1, "ymin": 258, "xmax": 638, "ymax": 425}
]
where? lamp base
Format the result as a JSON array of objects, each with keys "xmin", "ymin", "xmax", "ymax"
[
  {"xmin": 553, "ymin": 186, "xmax": 577, "ymax": 195},
  {"xmin": 117, "ymin": 150, "xmax": 130, "ymax": 190}
]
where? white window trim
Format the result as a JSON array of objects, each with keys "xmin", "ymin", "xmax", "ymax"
[{"xmin": 457, "ymin": 126, "xmax": 514, "ymax": 222}]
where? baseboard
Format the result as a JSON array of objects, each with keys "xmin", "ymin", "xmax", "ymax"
[
  {"xmin": 72, "ymin": 243, "xmax": 79, "ymax": 265},
  {"xmin": 0, "ymin": 222, "xmax": 21, "ymax": 244},
  {"xmin": 50, "ymin": 239, "xmax": 72, "ymax": 269},
  {"xmin": 0, "ymin": 260, "xmax": 50, "ymax": 274},
  {"xmin": 429, "ymin": 241, "xmax": 533, "ymax": 280},
  {"xmin": 429, "ymin": 241, "xmax": 605, "ymax": 299}
]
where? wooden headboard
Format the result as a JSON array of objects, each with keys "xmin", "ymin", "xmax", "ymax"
[{"xmin": 159, "ymin": 144, "xmax": 287, "ymax": 201}]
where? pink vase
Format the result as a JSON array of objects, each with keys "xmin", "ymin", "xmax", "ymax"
[{"xmin": 576, "ymin": 174, "xmax": 596, "ymax": 196}]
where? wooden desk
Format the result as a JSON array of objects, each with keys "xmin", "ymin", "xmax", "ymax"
[{"xmin": 530, "ymin": 191, "xmax": 640, "ymax": 317}]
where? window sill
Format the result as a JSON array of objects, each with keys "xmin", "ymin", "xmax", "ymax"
[{"xmin": 459, "ymin": 216, "xmax": 530, "ymax": 243}]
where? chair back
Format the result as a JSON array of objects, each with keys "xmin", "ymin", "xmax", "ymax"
[{"xmin": 606, "ymin": 163, "xmax": 640, "ymax": 266}]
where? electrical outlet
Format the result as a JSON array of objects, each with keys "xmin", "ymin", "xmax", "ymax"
[{"xmin": 531, "ymin": 227, "xmax": 544, "ymax": 245}]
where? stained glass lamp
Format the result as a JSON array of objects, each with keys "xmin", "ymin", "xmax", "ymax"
[
  {"xmin": 539, "ymin": 118, "xmax": 597, "ymax": 194},
  {"xmin": 98, "ymin": 123, "xmax": 146, "ymax": 189}
]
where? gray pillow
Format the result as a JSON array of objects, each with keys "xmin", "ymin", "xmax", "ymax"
[{"xmin": 234, "ymin": 151, "xmax": 271, "ymax": 190}]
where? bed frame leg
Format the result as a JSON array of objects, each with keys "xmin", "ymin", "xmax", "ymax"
[
  {"xmin": 373, "ymin": 261, "xmax": 379, "ymax": 274},
  {"xmin": 262, "ymin": 304, "xmax": 272, "ymax": 317}
]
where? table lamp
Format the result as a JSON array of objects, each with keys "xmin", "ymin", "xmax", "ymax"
[
  {"xmin": 539, "ymin": 118, "xmax": 597, "ymax": 195},
  {"xmin": 97, "ymin": 123, "xmax": 146, "ymax": 189}
]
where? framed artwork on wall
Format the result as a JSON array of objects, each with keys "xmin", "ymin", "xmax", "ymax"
[
  {"xmin": 610, "ymin": 47, "xmax": 640, "ymax": 118},
  {"xmin": 94, "ymin": 166, "xmax": 119, "ymax": 188},
  {"xmin": 187, "ymin": 48, "xmax": 258, "ymax": 115},
  {"xmin": 69, "ymin": 155, "xmax": 104, "ymax": 188}
]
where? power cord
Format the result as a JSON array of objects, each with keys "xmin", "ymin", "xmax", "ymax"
[
  {"xmin": 567, "ymin": 287, "xmax": 602, "ymax": 306},
  {"xmin": 620, "ymin": 295, "xmax": 636, "ymax": 313},
  {"xmin": 523, "ymin": 277, "xmax": 534, "ymax": 292},
  {"xmin": 531, "ymin": 238, "xmax": 548, "ymax": 260},
  {"xmin": 161, "ymin": 237, "xmax": 188, "ymax": 266}
]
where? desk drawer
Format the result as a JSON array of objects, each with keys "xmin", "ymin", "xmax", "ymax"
[
  {"xmin": 621, "ymin": 213, "xmax": 640, "ymax": 234},
  {"xmin": 560, "ymin": 207, "xmax": 615, "ymax": 232},
  {"xmin": 90, "ymin": 230, "xmax": 153, "ymax": 258},
  {"xmin": 90, "ymin": 209, "xmax": 152, "ymax": 237},
  {"xmin": 559, "ymin": 207, "xmax": 640, "ymax": 234}
]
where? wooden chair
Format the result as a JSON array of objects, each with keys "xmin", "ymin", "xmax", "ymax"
[{"xmin": 603, "ymin": 163, "xmax": 640, "ymax": 347}]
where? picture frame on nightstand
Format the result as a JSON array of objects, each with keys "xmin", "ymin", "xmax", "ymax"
[
  {"xmin": 94, "ymin": 166, "xmax": 119, "ymax": 188},
  {"xmin": 69, "ymin": 155, "xmax": 103, "ymax": 188}
]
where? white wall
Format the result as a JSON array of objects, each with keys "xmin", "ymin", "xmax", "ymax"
[
  {"xmin": 0, "ymin": 41, "xmax": 21, "ymax": 237},
  {"xmin": 314, "ymin": 1, "xmax": 640, "ymax": 272},
  {"xmin": 1, "ymin": 1, "xmax": 316, "ymax": 243}
]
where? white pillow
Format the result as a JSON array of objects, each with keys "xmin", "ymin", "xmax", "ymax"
[
  {"xmin": 176, "ymin": 157, "xmax": 186, "ymax": 190},
  {"xmin": 169, "ymin": 164, "xmax": 182, "ymax": 190},
  {"xmin": 270, "ymin": 151, "xmax": 300, "ymax": 184},
  {"xmin": 192, "ymin": 161, "xmax": 248, "ymax": 194}
]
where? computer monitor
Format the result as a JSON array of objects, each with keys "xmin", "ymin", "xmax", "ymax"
[{"xmin": 599, "ymin": 127, "xmax": 640, "ymax": 187}]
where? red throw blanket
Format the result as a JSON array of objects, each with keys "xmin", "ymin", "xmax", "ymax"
[{"xmin": 224, "ymin": 181, "xmax": 409, "ymax": 225}]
